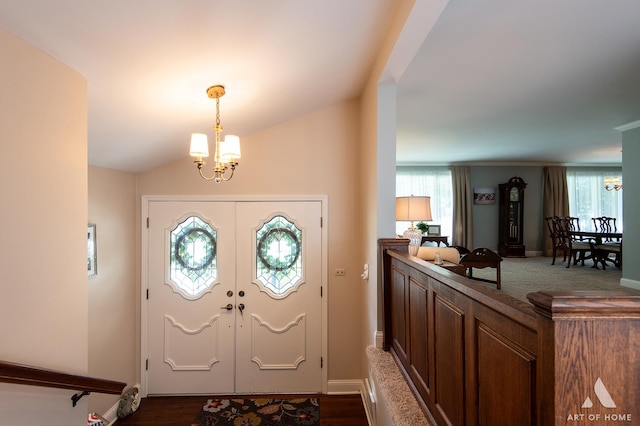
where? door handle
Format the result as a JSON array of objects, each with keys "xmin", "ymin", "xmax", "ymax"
[{"xmin": 221, "ymin": 304, "xmax": 233, "ymax": 311}]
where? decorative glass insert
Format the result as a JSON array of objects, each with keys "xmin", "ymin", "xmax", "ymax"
[
  {"xmin": 256, "ymin": 215, "xmax": 303, "ymax": 296},
  {"xmin": 169, "ymin": 216, "xmax": 217, "ymax": 298}
]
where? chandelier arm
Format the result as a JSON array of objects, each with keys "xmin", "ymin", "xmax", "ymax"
[
  {"xmin": 195, "ymin": 163, "xmax": 222, "ymax": 181},
  {"xmin": 604, "ymin": 184, "xmax": 623, "ymax": 191},
  {"xmin": 219, "ymin": 164, "xmax": 236, "ymax": 182}
]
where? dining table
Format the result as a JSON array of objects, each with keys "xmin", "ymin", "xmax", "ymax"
[{"xmin": 568, "ymin": 230, "xmax": 622, "ymax": 269}]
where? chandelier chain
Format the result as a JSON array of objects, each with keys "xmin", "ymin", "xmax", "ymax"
[{"xmin": 215, "ymin": 97, "xmax": 221, "ymax": 128}]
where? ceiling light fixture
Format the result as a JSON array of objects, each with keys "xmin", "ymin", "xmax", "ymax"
[
  {"xmin": 189, "ymin": 85, "xmax": 241, "ymax": 183},
  {"xmin": 604, "ymin": 177, "xmax": 622, "ymax": 191}
]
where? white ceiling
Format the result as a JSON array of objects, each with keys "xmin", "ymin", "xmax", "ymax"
[
  {"xmin": 1, "ymin": 1, "xmax": 639, "ymax": 173},
  {"xmin": 397, "ymin": 1, "xmax": 640, "ymax": 166},
  {"xmin": 0, "ymin": 0, "xmax": 395, "ymax": 173}
]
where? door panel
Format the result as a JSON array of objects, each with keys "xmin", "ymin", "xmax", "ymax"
[
  {"xmin": 148, "ymin": 201, "xmax": 236, "ymax": 394},
  {"xmin": 235, "ymin": 201, "xmax": 322, "ymax": 393}
]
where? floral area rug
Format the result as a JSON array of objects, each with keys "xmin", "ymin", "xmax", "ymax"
[{"xmin": 192, "ymin": 398, "xmax": 320, "ymax": 425}]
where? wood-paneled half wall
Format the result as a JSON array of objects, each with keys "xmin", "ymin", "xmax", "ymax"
[{"xmin": 379, "ymin": 238, "xmax": 640, "ymax": 426}]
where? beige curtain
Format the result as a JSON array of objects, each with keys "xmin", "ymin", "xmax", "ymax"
[
  {"xmin": 543, "ymin": 166, "xmax": 570, "ymax": 256},
  {"xmin": 451, "ymin": 166, "xmax": 473, "ymax": 249}
]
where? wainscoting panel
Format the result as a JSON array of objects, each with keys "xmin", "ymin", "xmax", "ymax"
[
  {"xmin": 477, "ymin": 323, "xmax": 536, "ymax": 425},
  {"xmin": 433, "ymin": 290, "xmax": 466, "ymax": 426}
]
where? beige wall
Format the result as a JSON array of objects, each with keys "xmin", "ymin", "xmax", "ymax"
[
  {"xmin": 88, "ymin": 166, "xmax": 138, "ymax": 414},
  {"xmin": 0, "ymin": 28, "xmax": 89, "ymax": 423},
  {"xmin": 0, "ymin": 6, "xmax": 418, "ymax": 422},
  {"xmin": 137, "ymin": 100, "xmax": 365, "ymax": 381}
]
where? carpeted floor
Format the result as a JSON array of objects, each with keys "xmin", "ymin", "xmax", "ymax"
[
  {"xmin": 464, "ymin": 255, "xmax": 636, "ymax": 303},
  {"xmin": 366, "ymin": 346, "xmax": 433, "ymax": 426},
  {"xmin": 192, "ymin": 397, "xmax": 319, "ymax": 425}
]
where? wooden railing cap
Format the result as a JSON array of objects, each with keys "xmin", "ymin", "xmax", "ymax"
[{"xmin": 527, "ymin": 290, "xmax": 640, "ymax": 318}]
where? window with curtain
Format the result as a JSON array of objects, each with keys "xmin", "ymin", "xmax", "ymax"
[
  {"xmin": 396, "ymin": 167, "xmax": 453, "ymax": 239},
  {"xmin": 566, "ymin": 168, "xmax": 623, "ymax": 231}
]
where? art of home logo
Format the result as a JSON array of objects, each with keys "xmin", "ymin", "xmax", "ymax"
[{"xmin": 566, "ymin": 377, "xmax": 632, "ymax": 423}]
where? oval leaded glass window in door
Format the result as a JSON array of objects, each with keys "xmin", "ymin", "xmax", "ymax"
[
  {"xmin": 255, "ymin": 215, "xmax": 304, "ymax": 298},
  {"xmin": 168, "ymin": 215, "xmax": 218, "ymax": 299}
]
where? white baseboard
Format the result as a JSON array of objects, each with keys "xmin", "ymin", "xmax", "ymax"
[
  {"xmin": 621, "ymin": 277, "xmax": 640, "ymax": 290},
  {"xmin": 374, "ymin": 330, "xmax": 383, "ymax": 349},
  {"xmin": 363, "ymin": 378, "xmax": 376, "ymax": 426},
  {"xmin": 326, "ymin": 379, "xmax": 363, "ymax": 394},
  {"xmin": 103, "ymin": 401, "xmax": 119, "ymax": 426}
]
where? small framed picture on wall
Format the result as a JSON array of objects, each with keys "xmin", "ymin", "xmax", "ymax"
[
  {"xmin": 474, "ymin": 187, "xmax": 496, "ymax": 205},
  {"xmin": 88, "ymin": 224, "xmax": 97, "ymax": 278}
]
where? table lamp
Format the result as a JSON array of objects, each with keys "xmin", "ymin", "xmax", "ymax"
[{"xmin": 396, "ymin": 196, "xmax": 432, "ymax": 255}]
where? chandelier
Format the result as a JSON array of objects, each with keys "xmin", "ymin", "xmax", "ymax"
[
  {"xmin": 189, "ymin": 85, "xmax": 241, "ymax": 182},
  {"xmin": 604, "ymin": 177, "xmax": 622, "ymax": 191}
]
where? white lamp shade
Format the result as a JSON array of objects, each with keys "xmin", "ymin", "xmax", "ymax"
[
  {"xmin": 189, "ymin": 133, "xmax": 209, "ymax": 157},
  {"xmin": 221, "ymin": 134, "xmax": 241, "ymax": 161},
  {"xmin": 605, "ymin": 177, "xmax": 621, "ymax": 185},
  {"xmin": 396, "ymin": 196, "xmax": 433, "ymax": 222}
]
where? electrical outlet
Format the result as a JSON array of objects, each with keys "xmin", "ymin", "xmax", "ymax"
[{"xmin": 335, "ymin": 268, "xmax": 346, "ymax": 276}]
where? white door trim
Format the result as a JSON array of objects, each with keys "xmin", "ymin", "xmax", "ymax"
[{"xmin": 140, "ymin": 195, "xmax": 329, "ymax": 396}]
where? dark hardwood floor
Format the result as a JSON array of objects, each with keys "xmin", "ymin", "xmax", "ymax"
[{"xmin": 115, "ymin": 394, "xmax": 369, "ymax": 425}]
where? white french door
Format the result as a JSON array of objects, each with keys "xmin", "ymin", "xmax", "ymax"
[
  {"xmin": 234, "ymin": 201, "xmax": 322, "ymax": 393},
  {"xmin": 145, "ymin": 199, "xmax": 323, "ymax": 395}
]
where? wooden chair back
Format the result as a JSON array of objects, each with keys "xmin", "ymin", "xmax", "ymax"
[
  {"xmin": 564, "ymin": 216, "xmax": 581, "ymax": 232},
  {"xmin": 592, "ymin": 216, "xmax": 619, "ymax": 242},
  {"xmin": 592, "ymin": 216, "xmax": 616, "ymax": 232},
  {"xmin": 544, "ymin": 216, "xmax": 556, "ymax": 239},
  {"xmin": 552, "ymin": 216, "xmax": 570, "ymax": 246}
]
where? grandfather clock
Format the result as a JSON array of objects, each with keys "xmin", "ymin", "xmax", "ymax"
[{"xmin": 498, "ymin": 176, "xmax": 527, "ymax": 257}]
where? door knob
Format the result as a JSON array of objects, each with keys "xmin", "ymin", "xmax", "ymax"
[{"xmin": 221, "ymin": 304, "xmax": 233, "ymax": 311}]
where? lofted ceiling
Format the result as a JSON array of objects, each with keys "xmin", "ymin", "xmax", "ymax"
[
  {"xmin": 1, "ymin": 1, "xmax": 639, "ymax": 173},
  {"xmin": 0, "ymin": 0, "xmax": 396, "ymax": 173}
]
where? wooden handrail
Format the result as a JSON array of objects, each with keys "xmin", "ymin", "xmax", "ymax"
[{"xmin": 0, "ymin": 360, "xmax": 126, "ymax": 396}]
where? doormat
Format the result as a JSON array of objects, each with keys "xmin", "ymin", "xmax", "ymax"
[{"xmin": 192, "ymin": 398, "xmax": 320, "ymax": 425}]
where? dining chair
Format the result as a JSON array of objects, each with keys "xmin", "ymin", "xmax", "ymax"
[
  {"xmin": 591, "ymin": 216, "xmax": 622, "ymax": 268},
  {"xmin": 550, "ymin": 217, "xmax": 590, "ymax": 268},
  {"xmin": 549, "ymin": 216, "xmax": 572, "ymax": 266},
  {"xmin": 562, "ymin": 216, "xmax": 593, "ymax": 267},
  {"xmin": 592, "ymin": 216, "xmax": 616, "ymax": 234},
  {"xmin": 545, "ymin": 216, "xmax": 566, "ymax": 265}
]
